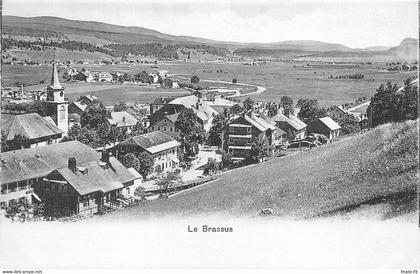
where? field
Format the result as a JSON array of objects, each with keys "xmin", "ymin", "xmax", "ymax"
[
  {"xmin": 95, "ymin": 120, "xmax": 418, "ymax": 220},
  {"xmin": 2, "ymin": 61, "xmax": 417, "ymax": 107}
]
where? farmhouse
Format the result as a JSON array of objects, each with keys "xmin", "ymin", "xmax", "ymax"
[
  {"xmin": 0, "ymin": 141, "xmax": 139, "ymax": 216},
  {"xmin": 115, "ymin": 131, "xmax": 180, "ymax": 176},
  {"xmin": 74, "ymin": 69, "xmax": 94, "ymax": 82},
  {"xmin": 40, "ymin": 153, "xmax": 137, "ymax": 217},
  {"xmin": 1, "ymin": 113, "xmax": 64, "ymax": 150},
  {"xmin": 307, "ymin": 117, "xmax": 341, "ymax": 141},
  {"xmin": 108, "ymin": 111, "xmax": 138, "ymax": 133},
  {"xmin": 328, "ymin": 105, "xmax": 348, "ymax": 120},
  {"xmin": 223, "ymin": 113, "xmax": 278, "ymax": 162},
  {"xmin": 97, "ymin": 71, "xmax": 113, "ymax": 82},
  {"xmin": 147, "ymin": 113, "xmax": 181, "ymax": 139},
  {"xmin": 0, "ymin": 141, "xmax": 98, "ymax": 210},
  {"xmin": 149, "ymin": 95, "xmax": 218, "ymax": 132},
  {"xmin": 272, "ymin": 108, "xmax": 307, "ymax": 140}
]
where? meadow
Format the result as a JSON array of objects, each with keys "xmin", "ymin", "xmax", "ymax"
[
  {"xmin": 2, "ymin": 61, "xmax": 416, "ymax": 107},
  {"xmin": 96, "ymin": 120, "xmax": 418, "ymax": 220}
]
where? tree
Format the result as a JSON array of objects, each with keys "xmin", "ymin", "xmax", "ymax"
[
  {"xmin": 230, "ymin": 104, "xmax": 243, "ymax": 116},
  {"xmin": 191, "ymin": 75, "xmax": 200, "ymax": 84},
  {"xmin": 80, "ymin": 103, "xmax": 111, "ymax": 129},
  {"xmin": 398, "ymin": 77, "xmax": 418, "ymax": 121},
  {"xmin": 114, "ymin": 102, "xmax": 128, "ymax": 112},
  {"xmin": 137, "ymin": 152, "xmax": 154, "ymax": 178},
  {"xmin": 155, "ymin": 171, "xmax": 182, "ymax": 197},
  {"xmin": 120, "ymin": 153, "xmax": 141, "ymax": 172},
  {"xmin": 134, "ymin": 186, "xmax": 146, "ymax": 200},
  {"xmin": 267, "ymin": 104, "xmax": 278, "ymax": 118},
  {"xmin": 129, "ymin": 122, "xmax": 145, "ymax": 137},
  {"xmin": 243, "ymin": 98, "xmax": 254, "ymax": 112},
  {"xmin": 208, "ymin": 114, "xmax": 227, "ymax": 147},
  {"xmin": 280, "ymin": 96, "xmax": 294, "ymax": 115},
  {"xmin": 232, "ymin": 78, "xmax": 238, "ymax": 84},
  {"xmin": 175, "ymin": 108, "xmax": 197, "ymax": 136},
  {"xmin": 298, "ymin": 99, "xmax": 327, "ymax": 124},
  {"xmin": 250, "ymin": 138, "xmax": 268, "ymax": 163},
  {"xmin": 221, "ymin": 150, "xmax": 231, "ymax": 169},
  {"xmin": 367, "ymin": 81, "xmax": 398, "ymax": 127},
  {"xmin": 204, "ymin": 158, "xmax": 220, "ymax": 175},
  {"xmin": 106, "ymin": 124, "xmax": 121, "ymax": 145},
  {"xmin": 336, "ymin": 113, "xmax": 360, "ymax": 135}
]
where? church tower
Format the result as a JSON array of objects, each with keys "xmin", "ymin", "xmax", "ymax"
[{"xmin": 45, "ymin": 62, "xmax": 69, "ymax": 135}]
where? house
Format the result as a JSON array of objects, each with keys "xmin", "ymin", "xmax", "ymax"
[
  {"xmin": 98, "ymin": 72, "xmax": 113, "ymax": 82},
  {"xmin": 307, "ymin": 117, "xmax": 341, "ymax": 141},
  {"xmin": 146, "ymin": 113, "xmax": 195, "ymax": 140},
  {"xmin": 157, "ymin": 70, "xmax": 168, "ymax": 78},
  {"xmin": 63, "ymin": 67, "xmax": 78, "ymax": 81},
  {"xmin": 149, "ymin": 95, "xmax": 218, "ymax": 132},
  {"xmin": 150, "ymin": 96, "xmax": 176, "ymax": 114},
  {"xmin": 328, "ymin": 105, "xmax": 348, "ymax": 120},
  {"xmin": 78, "ymin": 94, "xmax": 99, "ymax": 105},
  {"xmin": 108, "ymin": 111, "xmax": 138, "ymax": 133},
  {"xmin": 115, "ymin": 131, "xmax": 181, "ymax": 176},
  {"xmin": 271, "ymin": 108, "xmax": 307, "ymax": 141},
  {"xmin": 40, "ymin": 153, "xmax": 137, "ymax": 217},
  {"xmin": 223, "ymin": 112, "xmax": 277, "ymax": 162},
  {"xmin": 74, "ymin": 69, "xmax": 94, "ymax": 82},
  {"xmin": 68, "ymin": 101, "xmax": 88, "ymax": 117},
  {"xmin": 0, "ymin": 141, "xmax": 99, "ymax": 211},
  {"xmin": 1, "ymin": 113, "xmax": 64, "ymax": 150},
  {"xmin": 148, "ymin": 73, "xmax": 159, "ymax": 83}
]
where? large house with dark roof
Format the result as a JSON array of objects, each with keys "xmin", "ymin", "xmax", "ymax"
[
  {"xmin": 0, "ymin": 141, "xmax": 140, "ymax": 217},
  {"xmin": 1, "ymin": 113, "xmax": 64, "ymax": 150},
  {"xmin": 115, "ymin": 131, "xmax": 181, "ymax": 176}
]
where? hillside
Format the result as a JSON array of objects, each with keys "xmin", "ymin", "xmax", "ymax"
[
  {"xmin": 388, "ymin": 38, "xmax": 418, "ymax": 60},
  {"xmin": 96, "ymin": 120, "xmax": 418, "ymax": 220}
]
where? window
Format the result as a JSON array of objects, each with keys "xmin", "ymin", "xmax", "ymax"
[
  {"xmin": 246, "ymin": 127, "xmax": 251, "ymax": 133},
  {"xmin": 0, "ymin": 202, "xmax": 6, "ymax": 210},
  {"xmin": 1, "ymin": 184, "xmax": 7, "ymax": 194},
  {"xmin": 151, "ymin": 126, "xmax": 155, "ymax": 130},
  {"xmin": 83, "ymin": 199, "xmax": 89, "ymax": 207},
  {"xmin": 164, "ymin": 126, "xmax": 167, "ymax": 131},
  {"xmin": 170, "ymin": 127, "xmax": 173, "ymax": 132},
  {"xmin": 127, "ymin": 188, "xmax": 130, "ymax": 195},
  {"xmin": 9, "ymin": 182, "xmax": 17, "ymax": 192},
  {"xmin": 229, "ymin": 126, "xmax": 234, "ymax": 133}
]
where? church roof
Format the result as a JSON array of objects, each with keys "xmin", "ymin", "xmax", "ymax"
[
  {"xmin": 1, "ymin": 113, "xmax": 63, "ymax": 141},
  {"xmin": 48, "ymin": 62, "xmax": 63, "ymax": 90}
]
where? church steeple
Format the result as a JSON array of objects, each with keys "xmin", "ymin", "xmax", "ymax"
[{"xmin": 48, "ymin": 62, "xmax": 63, "ymax": 90}]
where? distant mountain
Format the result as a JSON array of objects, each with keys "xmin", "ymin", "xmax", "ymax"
[
  {"xmin": 2, "ymin": 15, "xmax": 417, "ymax": 59},
  {"xmin": 266, "ymin": 40, "xmax": 352, "ymax": 52},
  {"xmin": 388, "ymin": 38, "xmax": 418, "ymax": 60}
]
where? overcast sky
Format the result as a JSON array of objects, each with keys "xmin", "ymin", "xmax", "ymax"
[{"xmin": 3, "ymin": 0, "xmax": 418, "ymax": 48}]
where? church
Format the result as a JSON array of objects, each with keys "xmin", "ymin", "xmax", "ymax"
[{"xmin": 44, "ymin": 61, "xmax": 69, "ymax": 136}]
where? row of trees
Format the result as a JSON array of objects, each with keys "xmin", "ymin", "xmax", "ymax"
[{"xmin": 367, "ymin": 77, "xmax": 418, "ymax": 127}]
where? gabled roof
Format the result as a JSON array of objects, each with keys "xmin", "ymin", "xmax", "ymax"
[
  {"xmin": 53, "ymin": 157, "xmax": 137, "ymax": 196},
  {"xmin": 165, "ymin": 113, "xmax": 179, "ymax": 123},
  {"xmin": 70, "ymin": 101, "xmax": 88, "ymax": 112},
  {"xmin": 120, "ymin": 131, "xmax": 180, "ymax": 154},
  {"xmin": 151, "ymin": 96, "xmax": 176, "ymax": 105},
  {"xmin": 169, "ymin": 95, "xmax": 218, "ymax": 121},
  {"xmin": 244, "ymin": 113, "xmax": 276, "ymax": 132},
  {"xmin": 318, "ymin": 117, "xmax": 341, "ymax": 130},
  {"xmin": 273, "ymin": 112, "xmax": 307, "ymax": 131},
  {"xmin": 1, "ymin": 113, "xmax": 63, "ymax": 141},
  {"xmin": 108, "ymin": 111, "xmax": 138, "ymax": 128},
  {"xmin": 80, "ymin": 94, "xmax": 98, "ymax": 102},
  {"xmin": 0, "ymin": 141, "xmax": 100, "ymax": 184}
]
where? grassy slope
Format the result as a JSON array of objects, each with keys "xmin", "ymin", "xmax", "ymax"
[{"xmin": 100, "ymin": 120, "xmax": 418, "ymax": 220}]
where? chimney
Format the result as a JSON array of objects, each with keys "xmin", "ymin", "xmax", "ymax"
[
  {"xmin": 283, "ymin": 105, "xmax": 290, "ymax": 118},
  {"xmin": 68, "ymin": 157, "xmax": 77, "ymax": 172}
]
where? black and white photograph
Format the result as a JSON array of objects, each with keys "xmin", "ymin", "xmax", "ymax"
[{"xmin": 0, "ymin": 0, "xmax": 419, "ymax": 272}]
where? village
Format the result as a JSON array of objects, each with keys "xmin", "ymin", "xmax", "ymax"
[{"xmin": 0, "ymin": 59, "xmax": 379, "ymax": 222}]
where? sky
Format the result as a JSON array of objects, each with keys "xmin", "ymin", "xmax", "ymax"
[{"xmin": 2, "ymin": 0, "xmax": 418, "ymax": 48}]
